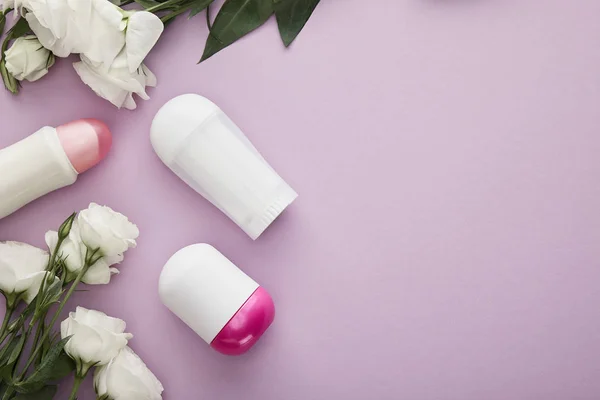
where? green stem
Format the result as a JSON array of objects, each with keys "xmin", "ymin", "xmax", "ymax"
[
  {"xmin": 160, "ymin": 4, "xmax": 193, "ymax": 23},
  {"xmin": 30, "ymin": 321, "xmax": 45, "ymax": 365},
  {"xmin": 0, "ymin": 301, "xmax": 35, "ymax": 345},
  {"xmin": 0, "ymin": 12, "xmax": 6, "ymax": 39},
  {"xmin": 1, "ymin": 387, "xmax": 13, "ymax": 400},
  {"xmin": 11, "ymin": 237, "xmax": 65, "ymax": 376},
  {"xmin": 146, "ymin": 0, "xmax": 183, "ymax": 13},
  {"xmin": 0, "ymin": 330, "xmax": 16, "ymax": 362},
  {"xmin": 68, "ymin": 374, "xmax": 84, "ymax": 400},
  {"xmin": 19, "ymin": 262, "xmax": 90, "ymax": 377},
  {"xmin": 0, "ymin": 320, "xmax": 33, "ymax": 399},
  {"xmin": 0, "ymin": 305, "xmax": 14, "ymax": 343},
  {"xmin": 33, "ymin": 235, "xmax": 64, "ymax": 316},
  {"xmin": 1, "ymin": 30, "xmax": 10, "ymax": 54},
  {"xmin": 11, "ymin": 323, "xmax": 32, "ymax": 370}
]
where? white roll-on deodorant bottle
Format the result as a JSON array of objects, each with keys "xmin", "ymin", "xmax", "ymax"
[
  {"xmin": 0, "ymin": 119, "xmax": 112, "ymax": 220},
  {"xmin": 158, "ymin": 244, "xmax": 275, "ymax": 356},
  {"xmin": 150, "ymin": 94, "xmax": 297, "ymax": 239}
]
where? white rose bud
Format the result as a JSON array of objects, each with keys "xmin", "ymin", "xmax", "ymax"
[
  {"xmin": 45, "ymin": 221, "xmax": 123, "ymax": 285},
  {"xmin": 4, "ymin": 36, "xmax": 54, "ymax": 82},
  {"xmin": 61, "ymin": 307, "xmax": 132, "ymax": 376},
  {"xmin": 0, "ymin": 241, "xmax": 57, "ymax": 305},
  {"xmin": 94, "ymin": 346, "xmax": 164, "ymax": 400},
  {"xmin": 77, "ymin": 203, "xmax": 139, "ymax": 258}
]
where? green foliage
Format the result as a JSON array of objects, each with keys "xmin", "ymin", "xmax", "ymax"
[
  {"xmin": 274, "ymin": 0, "xmax": 320, "ymax": 47},
  {"xmin": 135, "ymin": 0, "xmax": 322, "ymax": 61},
  {"xmin": 201, "ymin": 0, "xmax": 273, "ymax": 61},
  {"xmin": 188, "ymin": 0, "xmax": 214, "ymax": 18},
  {"xmin": 13, "ymin": 385, "xmax": 58, "ymax": 400},
  {"xmin": 14, "ymin": 337, "xmax": 71, "ymax": 394}
]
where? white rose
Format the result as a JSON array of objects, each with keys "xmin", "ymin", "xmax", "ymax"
[
  {"xmin": 81, "ymin": 0, "xmax": 127, "ymax": 67},
  {"xmin": 94, "ymin": 347, "xmax": 164, "ymax": 400},
  {"xmin": 0, "ymin": 241, "xmax": 57, "ymax": 305},
  {"xmin": 73, "ymin": 9, "xmax": 162, "ymax": 109},
  {"xmin": 4, "ymin": 36, "xmax": 54, "ymax": 82},
  {"xmin": 25, "ymin": 0, "xmax": 87, "ymax": 58},
  {"xmin": 26, "ymin": 0, "xmax": 125, "ymax": 63},
  {"xmin": 25, "ymin": 0, "xmax": 162, "ymax": 67},
  {"xmin": 77, "ymin": 203, "xmax": 139, "ymax": 257},
  {"xmin": 24, "ymin": 0, "xmax": 163, "ymax": 108},
  {"xmin": 45, "ymin": 221, "xmax": 123, "ymax": 285},
  {"xmin": 61, "ymin": 307, "xmax": 132, "ymax": 375}
]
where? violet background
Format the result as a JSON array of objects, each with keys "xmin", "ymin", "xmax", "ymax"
[{"xmin": 1, "ymin": 0, "xmax": 600, "ymax": 398}]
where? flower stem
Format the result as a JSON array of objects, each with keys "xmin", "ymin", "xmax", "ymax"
[
  {"xmin": 160, "ymin": 5, "xmax": 192, "ymax": 23},
  {"xmin": 0, "ymin": 11, "xmax": 6, "ymax": 38},
  {"xmin": 68, "ymin": 374, "xmax": 84, "ymax": 400},
  {"xmin": 1, "ymin": 387, "xmax": 13, "ymax": 400},
  {"xmin": 0, "ymin": 304, "xmax": 15, "ymax": 343},
  {"xmin": 12, "ymin": 322, "xmax": 33, "ymax": 367},
  {"xmin": 33, "ymin": 230, "xmax": 66, "ymax": 316},
  {"xmin": 146, "ymin": 0, "xmax": 183, "ymax": 13},
  {"xmin": 30, "ymin": 320, "xmax": 45, "ymax": 364},
  {"xmin": 19, "ymin": 261, "xmax": 91, "ymax": 377}
]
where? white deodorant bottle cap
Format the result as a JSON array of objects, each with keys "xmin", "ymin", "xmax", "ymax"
[
  {"xmin": 150, "ymin": 94, "xmax": 298, "ymax": 239},
  {"xmin": 158, "ymin": 244, "xmax": 259, "ymax": 344}
]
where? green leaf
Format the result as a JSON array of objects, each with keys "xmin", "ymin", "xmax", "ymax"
[
  {"xmin": 13, "ymin": 382, "xmax": 44, "ymax": 395},
  {"xmin": 200, "ymin": 0, "xmax": 274, "ymax": 62},
  {"xmin": 7, "ymin": 333, "xmax": 26, "ymax": 365},
  {"xmin": 189, "ymin": 0, "xmax": 214, "ymax": 18},
  {"xmin": 38, "ymin": 331, "xmax": 58, "ymax": 364},
  {"xmin": 8, "ymin": 18, "xmax": 31, "ymax": 39},
  {"xmin": 273, "ymin": 0, "xmax": 319, "ymax": 47},
  {"xmin": 40, "ymin": 281, "xmax": 63, "ymax": 311},
  {"xmin": 15, "ymin": 337, "xmax": 71, "ymax": 394},
  {"xmin": 0, "ymin": 334, "xmax": 21, "ymax": 365},
  {"xmin": 45, "ymin": 353, "xmax": 74, "ymax": 381},
  {"xmin": 13, "ymin": 385, "xmax": 57, "ymax": 400},
  {"xmin": 0, "ymin": 60, "xmax": 19, "ymax": 94},
  {"xmin": 0, "ymin": 363, "xmax": 14, "ymax": 382}
]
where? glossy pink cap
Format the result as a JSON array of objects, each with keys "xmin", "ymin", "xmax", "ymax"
[
  {"xmin": 56, "ymin": 119, "xmax": 112, "ymax": 173},
  {"xmin": 211, "ymin": 287, "xmax": 276, "ymax": 355}
]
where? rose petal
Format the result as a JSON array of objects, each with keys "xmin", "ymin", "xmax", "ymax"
[{"xmin": 125, "ymin": 12, "xmax": 163, "ymax": 73}]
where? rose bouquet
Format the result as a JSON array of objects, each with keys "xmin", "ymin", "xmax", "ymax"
[
  {"xmin": 0, "ymin": 204, "xmax": 163, "ymax": 400},
  {"xmin": 0, "ymin": 0, "xmax": 321, "ymax": 109}
]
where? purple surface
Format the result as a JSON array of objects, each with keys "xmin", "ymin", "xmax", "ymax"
[{"xmin": 0, "ymin": 0, "xmax": 599, "ymax": 398}]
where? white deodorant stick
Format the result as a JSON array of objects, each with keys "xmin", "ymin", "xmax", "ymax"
[
  {"xmin": 0, "ymin": 120, "xmax": 112, "ymax": 220},
  {"xmin": 150, "ymin": 94, "xmax": 298, "ymax": 240}
]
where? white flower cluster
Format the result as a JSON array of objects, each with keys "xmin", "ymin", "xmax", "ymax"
[
  {"xmin": 0, "ymin": 203, "xmax": 161, "ymax": 398},
  {"xmin": 1, "ymin": 0, "xmax": 164, "ymax": 109},
  {"xmin": 62, "ymin": 307, "xmax": 164, "ymax": 400},
  {"xmin": 45, "ymin": 202, "xmax": 140, "ymax": 284},
  {"xmin": 0, "ymin": 203, "xmax": 138, "ymax": 300}
]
